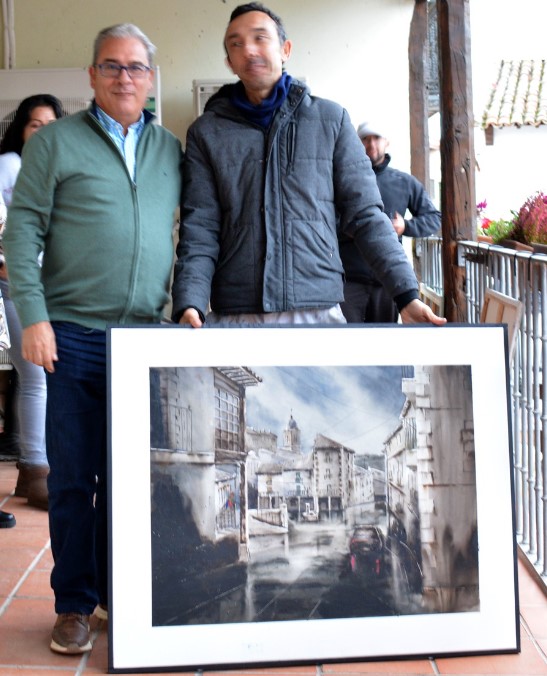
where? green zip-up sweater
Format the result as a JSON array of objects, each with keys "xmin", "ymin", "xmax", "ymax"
[{"xmin": 4, "ymin": 107, "xmax": 182, "ymax": 330}]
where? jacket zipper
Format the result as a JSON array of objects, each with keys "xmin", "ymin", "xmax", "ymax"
[{"xmin": 287, "ymin": 120, "xmax": 296, "ymax": 174}]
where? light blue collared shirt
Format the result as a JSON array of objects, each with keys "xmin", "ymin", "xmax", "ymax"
[{"xmin": 95, "ymin": 106, "xmax": 145, "ymax": 181}]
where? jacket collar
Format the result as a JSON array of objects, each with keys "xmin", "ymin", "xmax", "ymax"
[
  {"xmin": 372, "ymin": 152, "xmax": 391, "ymax": 175},
  {"xmin": 88, "ymin": 100, "xmax": 155, "ymax": 126},
  {"xmin": 205, "ymin": 78, "xmax": 308, "ymax": 122}
]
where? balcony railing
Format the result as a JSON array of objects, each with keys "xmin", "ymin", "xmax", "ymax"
[{"xmin": 420, "ymin": 237, "xmax": 546, "ymax": 586}]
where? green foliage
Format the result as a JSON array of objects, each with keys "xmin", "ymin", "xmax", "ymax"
[{"xmin": 480, "ymin": 218, "xmax": 515, "ymax": 244}]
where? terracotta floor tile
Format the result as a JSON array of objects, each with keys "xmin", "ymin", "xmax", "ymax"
[
  {"xmin": 0, "ymin": 523, "xmax": 48, "ymax": 546},
  {"xmin": 0, "ymin": 546, "xmax": 46, "ymax": 573},
  {"xmin": 0, "ymin": 496, "xmax": 20, "ymax": 514},
  {"xmin": 204, "ymin": 668, "xmax": 318, "ymax": 676},
  {"xmin": 0, "ymin": 670, "xmax": 74, "ymax": 675},
  {"xmin": 0, "ymin": 480, "xmax": 16, "ymax": 495},
  {"xmin": 0, "ymin": 466, "xmax": 16, "ymax": 477},
  {"xmin": 16, "ymin": 568, "xmax": 54, "ymax": 599},
  {"xmin": 34, "ymin": 546, "xmax": 55, "ymax": 571},
  {"xmin": 2, "ymin": 511, "xmax": 47, "ymax": 529},
  {"xmin": 0, "ymin": 474, "xmax": 17, "ymax": 494},
  {"xmin": 536, "ymin": 638, "xmax": 547, "ymax": 658},
  {"xmin": 0, "ymin": 475, "xmax": 16, "ymax": 490},
  {"xmin": 323, "ymin": 659, "xmax": 435, "ymax": 674},
  {"xmin": 0, "ymin": 567, "xmax": 24, "ymax": 597},
  {"xmin": 0, "ymin": 595, "xmax": 56, "ymax": 631},
  {"xmin": 517, "ymin": 559, "xmax": 547, "ymax": 604},
  {"xmin": 85, "ymin": 621, "xmax": 109, "ymax": 671},
  {"xmin": 0, "ymin": 459, "xmax": 17, "ymax": 473},
  {"xmin": 0, "ymin": 619, "xmax": 85, "ymax": 668},
  {"xmin": 522, "ymin": 607, "xmax": 547, "ymax": 640},
  {"xmin": 435, "ymin": 635, "xmax": 547, "ymax": 674},
  {"xmin": 0, "ymin": 598, "xmax": 102, "ymax": 669},
  {"xmin": 520, "ymin": 585, "xmax": 547, "ymax": 611},
  {"xmin": 0, "ymin": 461, "xmax": 546, "ymax": 675},
  {"xmin": 5, "ymin": 504, "xmax": 50, "ymax": 528}
]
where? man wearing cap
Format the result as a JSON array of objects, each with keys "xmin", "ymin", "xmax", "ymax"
[{"xmin": 339, "ymin": 121, "xmax": 441, "ymax": 323}]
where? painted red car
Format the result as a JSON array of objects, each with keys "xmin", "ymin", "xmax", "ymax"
[{"xmin": 349, "ymin": 525, "xmax": 385, "ymax": 576}]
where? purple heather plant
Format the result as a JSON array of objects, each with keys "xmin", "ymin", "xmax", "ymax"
[{"xmin": 512, "ymin": 191, "xmax": 547, "ymax": 245}]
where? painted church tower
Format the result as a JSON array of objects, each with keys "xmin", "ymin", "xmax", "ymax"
[{"xmin": 283, "ymin": 412, "xmax": 301, "ymax": 453}]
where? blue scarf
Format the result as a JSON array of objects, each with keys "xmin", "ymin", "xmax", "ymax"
[{"xmin": 230, "ymin": 72, "xmax": 293, "ymax": 128}]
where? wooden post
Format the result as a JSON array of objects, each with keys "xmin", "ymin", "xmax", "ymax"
[
  {"xmin": 409, "ymin": 0, "xmax": 429, "ymax": 188},
  {"xmin": 409, "ymin": 0, "xmax": 430, "ymax": 284},
  {"xmin": 436, "ymin": 0, "xmax": 476, "ymax": 322}
]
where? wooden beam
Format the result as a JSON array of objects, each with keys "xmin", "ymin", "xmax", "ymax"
[
  {"xmin": 437, "ymin": 0, "xmax": 476, "ymax": 322},
  {"xmin": 409, "ymin": 0, "xmax": 429, "ymax": 188}
]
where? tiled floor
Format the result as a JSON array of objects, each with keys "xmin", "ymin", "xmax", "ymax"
[{"xmin": 1, "ymin": 458, "xmax": 546, "ymax": 676}]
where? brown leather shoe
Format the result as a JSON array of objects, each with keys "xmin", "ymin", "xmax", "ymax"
[
  {"xmin": 15, "ymin": 463, "xmax": 49, "ymax": 510},
  {"xmin": 94, "ymin": 603, "xmax": 108, "ymax": 621},
  {"xmin": 50, "ymin": 613, "xmax": 92, "ymax": 654}
]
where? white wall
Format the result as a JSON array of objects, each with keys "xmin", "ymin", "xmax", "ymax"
[
  {"xmin": 469, "ymin": 0, "xmax": 547, "ymax": 220},
  {"xmin": 474, "ymin": 127, "xmax": 547, "ymax": 221},
  {"xmin": 6, "ymin": 0, "xmax": 545, "ymax": 219},
  {"xmin": 1, "ymin": 0, "xmax": 413, "ymax": 169},
  {"xmin": 470, "ymin": 0, "xmax": 547, "ymax": 115},
  {"xmin": 426, "ymin": 0, "xmax": 547, "ymax": 221}
]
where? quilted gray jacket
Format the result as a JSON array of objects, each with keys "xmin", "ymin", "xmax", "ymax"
[{"xmin": 172, "ymin": 79, "xmax": 418, "ymax": 319}]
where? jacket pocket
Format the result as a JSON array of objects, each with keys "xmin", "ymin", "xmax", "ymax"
[{"xmin": 290, "ymin": 219, "xmax": 344, "ymax": 301}]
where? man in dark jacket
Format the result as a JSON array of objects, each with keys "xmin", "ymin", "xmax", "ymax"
[
  {"xmin": 339, "ymin": 121, "xmax": 441, "ymax": 323},
  {"xmin": 172, "ymin": 2, "xmax": 445, "ymax": 328}
]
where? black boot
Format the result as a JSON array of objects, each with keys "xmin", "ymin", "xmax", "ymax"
[{"xmin": 0, "ymin": 509, "xmax": 15, "ymax": 528}]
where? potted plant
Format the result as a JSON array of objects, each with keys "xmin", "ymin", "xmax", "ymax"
[
  {"xmin": 510, "ymin": 191, "xmax": 547, "ymax": 254},
  {"xmin": 479, "ymin": 217, "xmax": 516, "ymax": 244},
  {"xmin": 476, "ymin": 200, "xmax": 516, "ymax": 244}
]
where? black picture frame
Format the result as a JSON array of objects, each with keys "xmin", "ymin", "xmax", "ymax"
[{"xmin": 107, "ymin": 324, "xmax": 519, "ymax": 672}]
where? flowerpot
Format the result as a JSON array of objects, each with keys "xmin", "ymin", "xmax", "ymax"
[
  {"xmin": 532, "ymin": 242, "xmax": 547, "ymax": 255},
  {"xmin": 499, "ymin": 239, "xmax": 534, "ymax": 252},
  {"xmin": 477, "ymin": 235, "xmax": 494, "ymax": 243}
]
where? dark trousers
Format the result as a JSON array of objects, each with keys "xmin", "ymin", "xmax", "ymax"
[
  {"xmin": 340, "ymin": 280, "xmax": 399, "ymax": 324},
  {"xmin": 46, "ymin": 322, "xmax": 107, "ymax": 615}
]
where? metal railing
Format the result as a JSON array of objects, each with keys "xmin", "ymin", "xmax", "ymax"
[{"xmin": 420, "ymin": 237, "xmax": 546, "ymax": 586}]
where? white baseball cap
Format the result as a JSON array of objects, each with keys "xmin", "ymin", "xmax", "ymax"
[{"xmin": 357, "ymin": 121, "xmax": 387, "ymax": 139}]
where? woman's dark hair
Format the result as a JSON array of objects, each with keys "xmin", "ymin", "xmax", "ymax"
[
  {"xmin": 0, "ymin": 94, "xmax": 65, "ymax": 156},
  {"xmin": 227, "ymin": 3, "xmax": 288, "ymax": 45}
]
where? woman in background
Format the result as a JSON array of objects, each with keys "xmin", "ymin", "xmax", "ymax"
[
  {"xmin": 0, "ymin": 94, "xmax": 64, "ymax": 510},
  {"xmin": 0, "ymin": 192, "xmax": 14, "ymax": 527}
]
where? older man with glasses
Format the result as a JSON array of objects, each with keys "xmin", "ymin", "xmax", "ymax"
[{"xmin": 4, "ymin": 23, "xmax": 182, "ymax": 654}]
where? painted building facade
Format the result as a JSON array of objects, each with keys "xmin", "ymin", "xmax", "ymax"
[
  {"xmin": 390, "ymin": 365, "xmax": 479, "ymax": 613},
  {"xmin": 150, "ymin": 365, "xmax": 261, "ymax": 564}
]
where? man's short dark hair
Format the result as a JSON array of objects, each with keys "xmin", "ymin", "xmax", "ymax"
[{"xmin": 228, "ymin": 3, "xmax": 288, "ymax": 44}]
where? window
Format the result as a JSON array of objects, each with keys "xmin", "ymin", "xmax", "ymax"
[
  {"xmin": 215, "ymin": 387, "xmax": 240, "ymax": 451},
  {"xmin": 404, "ymin": 417, "xmax": 417, "ymax": 450}
]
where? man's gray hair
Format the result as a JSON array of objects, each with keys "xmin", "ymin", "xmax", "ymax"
[{"xmin": 93, "ymin": 23, "xmax": 156, "ymax": 66}]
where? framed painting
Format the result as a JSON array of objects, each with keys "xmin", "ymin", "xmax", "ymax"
[
  {"xmin": 107, "ymin": 324, "xmax": 519, "ymax": 672},
  {"xmin": 480, "ymin": 288, "xmax": 523, "ymax": 360}
]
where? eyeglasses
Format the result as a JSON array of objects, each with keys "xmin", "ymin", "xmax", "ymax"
[{"xmin": 95, "ymin": 63, "xmax": 151, "ymax": 79}]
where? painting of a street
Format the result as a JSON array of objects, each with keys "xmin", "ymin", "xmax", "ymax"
[{"xmin": 149, "ymin": 363, "xmax": 479, "ymax": 627}]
